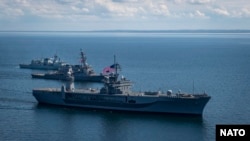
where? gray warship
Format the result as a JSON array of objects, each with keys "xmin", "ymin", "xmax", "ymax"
[
  {"xmin": 20, "ymin": 54, "xmax": 67, "ymax": 70},
  {"xmin": 33, "ymin": 57, "xmax": 211, "ymax": 115},
  {"xmin": 31, "ymin": 49, "xmax": 105, "ymax": 82}
]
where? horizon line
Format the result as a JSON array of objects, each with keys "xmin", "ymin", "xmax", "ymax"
[{"xmin": 1, "ymin": 29, "xmax": 250, "ymax": 33}]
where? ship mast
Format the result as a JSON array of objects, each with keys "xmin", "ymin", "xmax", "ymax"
[
  {"xmin": 80, "ymin": 49, "xmax": 87, "ymax": 68},
  {"xmin": 114, "ymin": 55, "xmax": 117, "ymax": 75}
]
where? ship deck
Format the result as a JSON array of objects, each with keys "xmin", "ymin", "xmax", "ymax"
[{"xmin": 33, "ymin": 88, "xmax": 210, "ymax": 99}]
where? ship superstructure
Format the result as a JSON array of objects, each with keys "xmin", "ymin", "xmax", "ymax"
[{"xmin": 20, "ymin": 54, "xmax": 67, "ymax": 70}]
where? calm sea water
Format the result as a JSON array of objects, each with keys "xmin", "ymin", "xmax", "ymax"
[{"xmin": 0, "ymin": 32, "xmax": 250, "ymax": 141}]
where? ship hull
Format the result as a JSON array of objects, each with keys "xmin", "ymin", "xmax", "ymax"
[
  {"xmin": 19, "ymin": 64, "xmax": 60, "ymax": 70},
  {"xmin": 33, "ymin": 89, "xmax": 210, "ymax": 115},
  {"xmin": 32, "ymin": 73, "xmax": 104, "ymax": 82}
]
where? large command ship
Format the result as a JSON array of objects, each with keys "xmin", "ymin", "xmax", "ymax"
[{"xmin": 33, "ymin": 57, "xmax": 211, "ymax": 115}]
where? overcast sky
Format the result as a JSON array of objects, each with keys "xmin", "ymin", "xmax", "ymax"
[{"xmin": 1, "ymin": 0, "xmax": 250, "ymax": 31}]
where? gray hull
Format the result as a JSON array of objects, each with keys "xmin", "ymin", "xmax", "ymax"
[
  {"xmin": 20, "ymin": 64, "xmax": 60, "ymax": 70},
  {"xmin": 32, "ymin": 73, "xmax": 104, "ymax": 82},
  {"xmin": 33, "ymin": 89, "xmax": 210, "ymax": 115}
]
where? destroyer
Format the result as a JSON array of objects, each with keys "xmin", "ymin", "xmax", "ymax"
[
  {"xmin": 31, "ymin": 49, "xmax": 105, "ymax": 82},
  {"xmin": 33, "ymin": 57, "xmax": 211, "ymax": 115},
  {"xmin": 20, "ymin": 54, "xmax": 67, "ymax": 70}
]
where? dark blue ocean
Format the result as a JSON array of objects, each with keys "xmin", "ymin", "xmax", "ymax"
[{"xmin": 0, "ymin": 31, "xmax": 250, "ymax": 141}]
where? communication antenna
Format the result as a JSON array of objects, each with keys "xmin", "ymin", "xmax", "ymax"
[{"xmin": 193, "ymin": 80, "xmax": 195, "ymax": 94}]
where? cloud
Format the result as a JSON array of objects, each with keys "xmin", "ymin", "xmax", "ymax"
[
  {"xmin": 92, "ymin": 0, "xmax": 170, "ymax": 17},
  {"xmin": 169, "ymin": 0, "xmax": 213, "ymax": 5},
  {"xmin": 1, "ymin": 0, "xmax": 248, "ymax": 20},
  {"xmin": 2, "ymin": 7, "xmax": 24, "ymax": 17},
  {"xmin": 0, "ymin": 0, "xmax": 250, "ymax": 30},
  {"xmin": 0, "ymin": 0, "xmax": 171, "ymax": 20},
  {"xmin": 194, "ymin": 10, "xmax": 206, "ymax": 17},
  {"xmin": 212, "ymin": 8, "xmax": 230, "ymax": 16},
  {"xmin": 174, "ymin": 10, "xmax": 208, "ymax": 18},
  {"xmin": 93, "ymin": 0, "xmax": 140, "ymax": 17},
  {"xmin": 188, "ymin": 0, "xmax": 213, "ymax": 5},
  {"xmin": 0, "ymin": 1, "xmax": 24, "ymax": 17},
  {"xmin": 71, "ymin": 6, "xmax": 89, "ymax": 14},
  {"xmin": 227, "ymin": 8, "xmax": 250, "ymax": 18},
  {"xmin": 242, "ymin": 8, "xmax": 250, "ymax": 16},
  {"xmin": 209, "ymin": 6, "xmax": 250, "ymax": 18}
]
